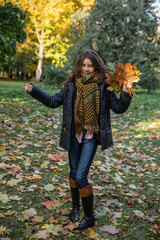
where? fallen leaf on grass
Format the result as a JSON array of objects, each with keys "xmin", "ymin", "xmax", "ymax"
[
  {"xmin": 64, "ymin": 222, "xmax": 78, "ymax": 231},
  {"xmin": 52, "ymin": 199, "xmax": 63, "ymax": 206},
  {"xmin": 31, "ymin": 174, "xmax": 42, "ymax": 180},
  {"xmin": 0, "ymin": 163, "xmax": 7, "ymax": 169},
  {"xmin": 94, "ymin": 205, "xmax": 110, "ymax": 218},
  {"xmin": 5, "ymin": 210, "xmax": 15, "ymax": 216},
  {"xmin": 0, "ymin": 193, "xmax": 10, "ymax": 203},
  {"xmin": 111, "ymin": 164, "xmax": 122, "ymax": 169},
  {"xmin": 0, "ymin": 146, "xmax": 5, "ymax": 151},
  {"xmin": 48, "ymin": 154, "xmax": 66, "ymax": 162},
  {"xmin": 15, "ymin": 152, "xmax": 22, "ymax": 156},
  {"xmin": 40, "ymin": 201, "xmax": 54, "ymax": 209},
  {"xmin": 0, "ymin": 225, "xmax": 8, "ymax": 234},
  {"xmin": 48, "ymin": 216, "xmax": 58, "ymax": 223},
  {"xmin": 133, "ymin": 210, "xmax": 144, "ymax": 218},
  {"xmin": 0, "ymin": 133, "xmax": 6, "ymax": 136},
  {"xmin": 0, "ymin": 212, "xmax": 5, "ymax": 217},
  {"xmin": 0, "ymin": 173, "xmax": 6, "ymax": 179},
  {"xmin": 18, "ymin": 144, "xmax": 27, "ymax": 149},
  {"xmin": 31, "ymin": 216, "xmax": 44, "ymax": 223},
  {"xmin": 41, "ymin": 160, "xmax": 50, "ymax": 169},
  {"xmin": 145, "ymin": 216, "xmax": 155, "ymax": 223},
  {"xmin": 152, "ymin": 224, "xmax": 160, "ymax": 234},
  {"xmin": 129, "ymin": 184, "xmax": 137, "ymax": 189},
  {"xmin": 112, "ymin": 212, "xmax": 122, "ymax": 222},
  {"xmin": 9, "ymin": 195, "xmax": 21, "ymax": 201},
  {"xmin": 34, "ymin": 230, "xmax": 48, "ymax": 239},
  {"xmin": 151, "ymin": 164, "xmax": 158, "ymax": 171},
  {"xmin": 43, "ymin": 184, "xmax": 55, "ymax": 192},
  {"xmin": 23, "ymin": 208, "xmax": 37, "ymax": 220},
  {"xmin": 101, "ymin": 225, "xmax": 119, "ymax": 234},
  {"xmin": 7, "ymin": 179, "xmax": 22, "ymax": 186},
  {"xmin": 42, "ymin": 224, "xmax": 63, "ymax": 235},
  {"xmin": 86, "ymin": 228, "xmax": 98, "ymax": 239},
  {"xmin": 12, "ymin": 164, "xmax": 21, "ymax": 173},
  {"xmin": 101, "ymin": 199, "xmax": 120, "ymax": 207},
  {"xmin": 50, "ymin": 166, "xmax": 62, "ymax": 171},
  {"xmin": 59, "ymin": 189, "xmax": 66, "ymax": 196}
]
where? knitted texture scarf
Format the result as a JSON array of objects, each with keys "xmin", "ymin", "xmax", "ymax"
[{"xmin": 74, "ymin": 72, "xmax": 103, "ymax": 135}]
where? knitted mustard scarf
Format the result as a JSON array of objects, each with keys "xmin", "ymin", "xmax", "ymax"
[{"xmin": 74, "ymin": 72, "xmax": 103, "ymax": 136}]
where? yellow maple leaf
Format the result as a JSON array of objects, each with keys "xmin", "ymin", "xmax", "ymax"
[
  {"xmin": 0, "ymin": 225, "xmax": 7, "ymax": 234},
  {"xmin": 42, "ymin": 224, "xmax": 50, "ymax": 229},
  {"xmin": 0, "ymin": 146, "xmax": 5, "ymax": 152},
  {"xmin": 86, "ymin": 228, "xmax": 98, "ymax": 239}
]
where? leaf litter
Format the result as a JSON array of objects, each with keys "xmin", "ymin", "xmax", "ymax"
[{"xmin": 0, "ymin": 89, "xmax": 160, "ymax": 239}]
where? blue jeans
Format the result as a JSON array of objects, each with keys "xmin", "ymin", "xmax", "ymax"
[{"xmin": 69, "ymin": 133, "xmax": 97, "ymax": 189}]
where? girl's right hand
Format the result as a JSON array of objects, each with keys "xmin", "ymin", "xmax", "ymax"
[{"xmin": 23, "ymin": 84, "xmax": 33, "ymax": 93}]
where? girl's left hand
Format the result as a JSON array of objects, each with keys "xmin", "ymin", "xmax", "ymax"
[{"xmin": 122, "ymin": 82, "xmax": 132, "ymax": 93}]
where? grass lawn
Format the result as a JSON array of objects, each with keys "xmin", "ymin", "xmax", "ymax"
[{"xmin": 0, "ymin": 81, "xmax": 160, "ymax": 240}]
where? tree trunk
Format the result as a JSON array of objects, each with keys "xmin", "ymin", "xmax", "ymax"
[
  {"xmin": 26, "ymin": 72, "xmax": 29, "ymax": 81},
  {"xmin": 35, "ymin": 42, "xmax": 44, "ymax": 82},
  {"xmin": 21, "ymin": 72, "xmax": 24, "ymax": 80},
  {"xmin": 35, "ymin": 42, "xmax": 44, "ymax": 83},
  {"xmin": 16, "ymin": 71, "xmax": 20, "ymax": 80},
  {"xmin": 29, "ymin": 0, "xmax": 45, "ymax": 83},
  {"xmin": 8, "ymin": 68, "xmax": 13, "ymax": 79}
]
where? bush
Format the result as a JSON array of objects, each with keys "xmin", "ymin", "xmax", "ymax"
[
  {"xmin": 41, "ymin": 65, "xmax": 68, "ymax": 87},
  {"xmin": 138, "ymin": 62, "xmax": 160, "ymax": 93}
]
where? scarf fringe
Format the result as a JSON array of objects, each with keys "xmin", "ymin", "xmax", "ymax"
[{"xmin": 75, "ymin": 124, "xmax": 99, "ymax": 136}]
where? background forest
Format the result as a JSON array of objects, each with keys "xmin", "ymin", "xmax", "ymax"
[{"xmin": 0, "ymin": 0, "xmax": 159, "ymax": 91}]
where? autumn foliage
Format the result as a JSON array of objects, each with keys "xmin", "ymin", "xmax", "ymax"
[{"xmin": 106, "ymin": 63, "xmax": 140, "ymax": 97}]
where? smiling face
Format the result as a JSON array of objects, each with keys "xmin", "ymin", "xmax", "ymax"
[{"xmin": 81, "ymin": 58, "xmax": 95, "ymax": 77}]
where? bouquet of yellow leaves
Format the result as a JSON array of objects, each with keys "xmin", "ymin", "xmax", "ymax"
[{"xmin": 106, "ymin": 63, "xmax": 140, "ymax": 97}]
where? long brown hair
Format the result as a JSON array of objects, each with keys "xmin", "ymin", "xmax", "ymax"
[{"xmin": 64, "ymin": 49, "xmax": 108, "ymax": 86}]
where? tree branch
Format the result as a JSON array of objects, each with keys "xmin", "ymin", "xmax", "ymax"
[{"xmin": 28, "ymin": 0, "xmax": 41, "ymax": 45}]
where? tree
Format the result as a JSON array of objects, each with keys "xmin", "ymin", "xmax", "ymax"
[
  {"xmin": 64, "ymin": 7, "xmax": 92, "ymax": 70},
  {"xmin": 9, "ymin": 0, "xmax": 95, "ymax": 82},
  {"xmin": 14, "ymin": 40, "xmax": 37, "ymax": 80},
  {"xmin": 0, "ymin": 2, "xmax": 26, "ymax": 76},
  {"xmin": 66, "ymin": 0, "xmax": 159, "ymax": 91}
]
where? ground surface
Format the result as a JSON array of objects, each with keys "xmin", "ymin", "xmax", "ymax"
[{"xmin": 0, "ymin": 81, "xmax": 160, "ymax": 239}]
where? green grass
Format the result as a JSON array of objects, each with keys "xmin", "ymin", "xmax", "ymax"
[
  {"xmin": 0, "ymin": 81, "xmax": 160, "ymax": 240},
  {"xmin": 0, "ymin": 80, "xmax": 59, "ymax": 100}
]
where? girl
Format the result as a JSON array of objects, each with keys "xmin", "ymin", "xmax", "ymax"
[{"xmin": 23, "ymin": 49, "xmax": 132, "ymax": 230}]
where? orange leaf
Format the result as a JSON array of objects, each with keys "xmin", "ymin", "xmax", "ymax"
[
  {"xmin": 106, "ymin": 62, "xmax": 140, "ymax": 97},
  {"xmin": 16, "ymin": 152, "xmax": 22, "ymax": 156},
  {"xmin": 12, "ymin": 164, "xmax": 21, "ymax": 173},
  {"xmin": 40, "ymin": 201, "xmax": 54, "ymax": 209},
  {"xmin": 151, "ymin": 165, "xmax": 158, "ymax": 171}
]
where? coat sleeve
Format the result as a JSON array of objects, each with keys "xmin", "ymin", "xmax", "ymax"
[
  {"xmin": 109, "ymin": 89, "xmax": 132, "ymax": 114},
  {"xmin": 28, "ymin": 84, "xmax": 65, "ymax": 108}
]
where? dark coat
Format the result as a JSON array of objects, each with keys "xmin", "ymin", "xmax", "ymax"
[{"xmin": 29, "ymin": 81, "xmax": 132, "ymax": 151}]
